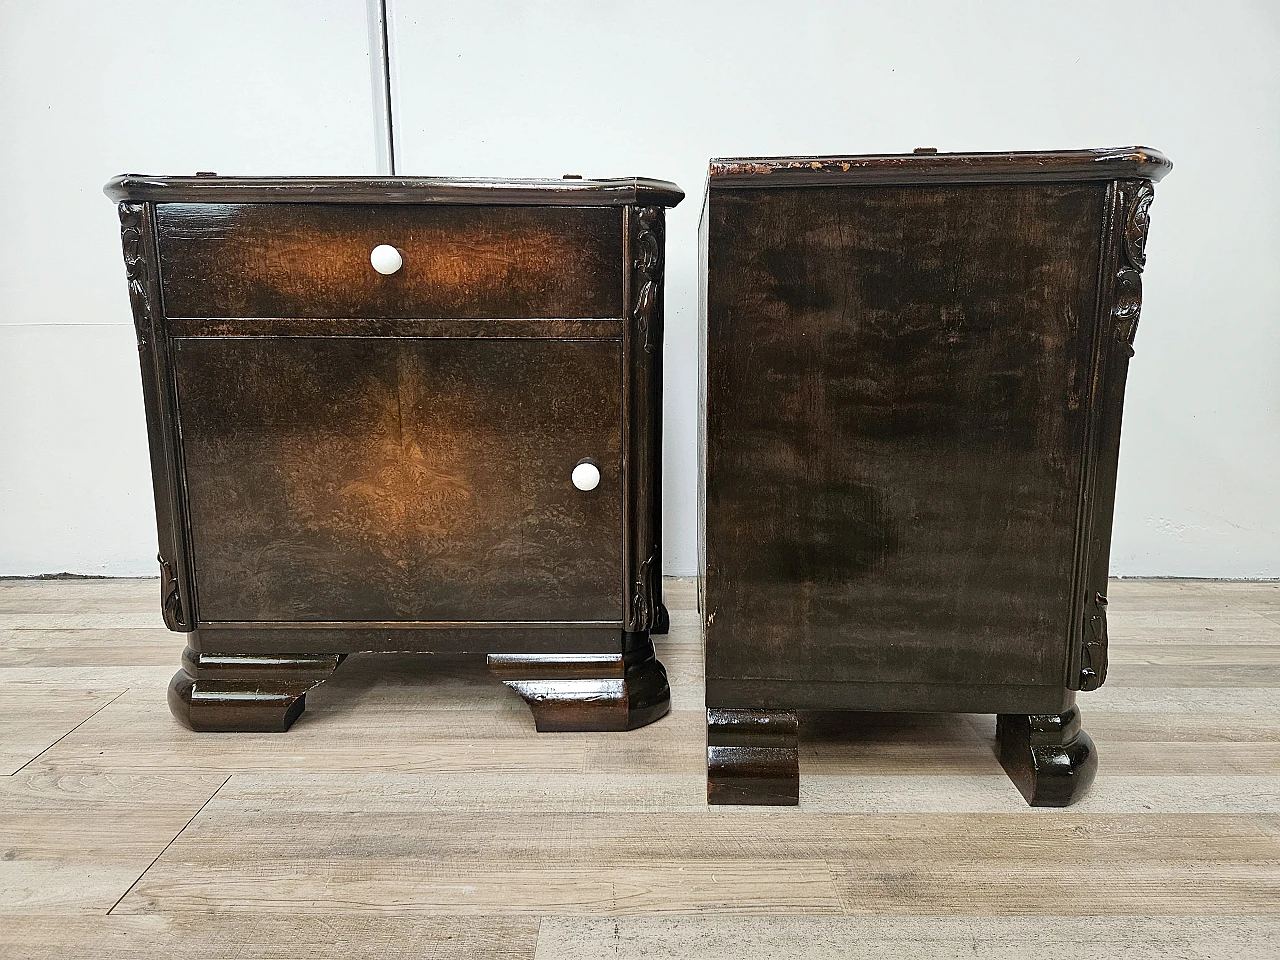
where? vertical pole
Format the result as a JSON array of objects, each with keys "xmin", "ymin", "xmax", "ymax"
[{"xmin": 366, "ymin": 0, "xmax": 397, "ymax": 174}]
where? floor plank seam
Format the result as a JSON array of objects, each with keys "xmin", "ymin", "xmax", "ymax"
[
  {"xmin": 7, "ymin": 687, "xmax": 129, "ymax": 776},
  {"xmin": 105, "ymin": 772, "xmax": 232, "ymax": 916}
]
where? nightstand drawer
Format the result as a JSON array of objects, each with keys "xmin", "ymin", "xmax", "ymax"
[{"xmin": 156, "ymin": 203, "xmax": 624, "ymax": 319}]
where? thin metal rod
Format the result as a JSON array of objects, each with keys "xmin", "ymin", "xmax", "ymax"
[
  {"xmin": 378, "ymin": 0, "xmax": 397, "ymax": 174},
  {"xmin": 366, "ymin": 0, "xmax": 397, "ymax": 174}
]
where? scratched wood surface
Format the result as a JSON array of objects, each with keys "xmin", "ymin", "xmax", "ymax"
[
  {"xmin": 1, "ymin": 577, "xmax": 1277, "ymax": 958},
  {"xmin": 702, "ymin": 182, "xmax": 1106, "ymax": 698}
]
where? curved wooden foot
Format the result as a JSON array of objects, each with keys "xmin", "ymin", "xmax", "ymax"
[
  {"xmin": 488, "ymin": 635, "xmax": 670, "ymax": 732},
  {"xmin": 997, "ymin": 705, "xmax": 1098, "ymax": 807},
  {"xmin": 168, "ymin": 646, "xmax": 343, "ymax": 732},
  {"xmin": 651, "ymin": 600, "xmax": 671, "ymax": 635},
  {"xmin": 707, "ymin": 708, "xmax": 799, "ymax": 805}
]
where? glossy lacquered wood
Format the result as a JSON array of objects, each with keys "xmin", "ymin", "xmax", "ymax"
[
  {"xmin": 700, "ymin": 147, "xmax": 1169, "ymax": 805},
  {"xmin": 106, "ymin": 173, "xmax": 685, "ymax": 207},
  {"xmin": 157, "ymin": 203, "xmax": 624, "ymax": 319},
  {"xmin": 176, "ymin": 336, "xmax": 624, "ymax": 623},
  {"xmin": 108, "ymin": 174, "xmax": 681, "ymax": 733}
]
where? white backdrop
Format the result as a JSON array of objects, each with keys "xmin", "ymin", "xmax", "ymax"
[
  {"xmin": 0, "ymin": 0, "xmax": 379, "ymax": 574},
  {"xmin": 2, "ymin": 0, "xmax": 1278, "ymax": 578}
]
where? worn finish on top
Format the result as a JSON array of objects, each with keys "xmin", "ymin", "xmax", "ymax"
[
  {"xmin": 105, "ymin": 173, "xmax": 685, "ymax": 207},
  {"xmin": 709, "ymin": 146, "xmax": 1172, "ymax": 186}
]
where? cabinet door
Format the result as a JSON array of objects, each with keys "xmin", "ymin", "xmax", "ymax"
[{"xmin": 174, "ymin": 337, "xmax": 623, "ymax": 623}]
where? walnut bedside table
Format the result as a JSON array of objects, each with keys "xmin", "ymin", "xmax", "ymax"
[{"xmin": 106, "ymin": 173, "xmax": 682, "ymax": 733}]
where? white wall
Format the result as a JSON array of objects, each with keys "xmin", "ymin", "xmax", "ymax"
[
  {"xmin": 0, "ymin": 0, "xmax": 380, "ymax": 574},
  {"xmin": 2, "ymin": 1, "xmax": 1278, "ymax": 578},
  {"xmin": 389, "ymin": 0, "xmax": 1280, "ymax": 578}
]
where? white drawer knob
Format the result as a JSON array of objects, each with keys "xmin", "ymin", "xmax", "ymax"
[
  {"xmin": 571, "ymin": 461, "xmax": 601, "ymax": 492},
  {"xmin": 370, "ymin": 244, "xmax": 403, "ymax": 275}
]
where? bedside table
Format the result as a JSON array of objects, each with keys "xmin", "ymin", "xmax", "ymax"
[
  {"xmin": 699, "ymin": 148, "xmax": 1170, "ymax": 805},
  {"xmin": 106, "ymin": 173, "xmax": 682, "ymax": 733}
]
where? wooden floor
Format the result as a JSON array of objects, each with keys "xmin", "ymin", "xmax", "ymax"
[{"xmin": 0, "ymin": 577, "xmax": 1277, "ymax": 958}]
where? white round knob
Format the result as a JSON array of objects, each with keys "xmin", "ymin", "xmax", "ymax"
[
  {"xmin": 370, "ymin": 244, "xmax": 403, "ymax": 275},
  {"xmin": 571, "ymin": 461, "xmax": 601, "ymax": 492}
]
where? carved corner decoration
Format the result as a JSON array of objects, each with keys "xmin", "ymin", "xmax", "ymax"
[
  {"xmin": 1075, "ymin": 179, "xmax": 1158, "ymax": 692},
  {"xmin": 117, "ymin": 203, "xmax": 151, "ymax": 351},
  {"xmin": 1113, "ymin": 182, "xmax": 1154, "ymax": 352},
  {"xmin": 631, "ymin": 552, "xmax": 656, "ymax": 633},
  {"xmin": 631, "ymin": 205, "xmax": 663, "ymax": 355},
  {"xmin": 626, "ymin": 204, "xmax": 665, "ymax": 634},
  {"xmin": 1079, "ymin": 590, "xmax": 1108, "ymax": 691},
  {"xmin": 158, "ymin": 553, "xmax": 188, "ymax": 632}
]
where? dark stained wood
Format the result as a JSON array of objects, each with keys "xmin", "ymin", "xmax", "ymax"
[
  {"xmin": 117, "ymin": 203, "xmax": 195, "ymax": 631},
  {"xmin": 996, "ymin": 705, "xmax": 1099, "ymax": 806},
  {"xmin": 707, "ymin": 708, "xmax": 799, "ymax": 805},
  {"xmin": 195, "ymin": 625, "xmax": 624, "ymax": 657},
  {"xmin": 623, "ymin": 205, "xmax": 667, "ymax": 634},
  {"xmin": 169, "ymin": 646, "xmax": 343, "ymax": 733},
  {"xmin": 700, "ymin": 147, "xmax": 1169, "ymax": 805},
  {"xmin": 1072, "ymin": 179, "xmax": 1158, "ymax": 691},
  {"xmin": 157, "ymin": 203, "xmax": 623, "ymax": 319},
  {"xmin": 107, "ymin": 174, "xmax": 681, "ymax": 733},
  {"xmin": 704, "ymin": 181, "xmax": 1105, "ymax": 692},
  {"xmin": 106, "ymin": 173, "xmax": 684, "ymax": 207},
  {"xmin": 709, "ymin": 145, "xmax": 1172, "ymax": 187},
  {"xmin": 650, "ymin": 599, "xmax": 670, "ymax": 635},
  {"xmin": 175, "ymin": 336, "xmax": 624, "ymax": 623},
  {"xmin": 487, "ymin": 635, "xmax": 670, "ymax": 732}
]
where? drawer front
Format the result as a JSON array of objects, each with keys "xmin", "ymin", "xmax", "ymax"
[
  {"xmin": 175, "ymin": 337, "xmax": 624, "ymax": 623},
  {"xmin": 157, "ymin": 203, "xmax": 624, "ymax": 319}
]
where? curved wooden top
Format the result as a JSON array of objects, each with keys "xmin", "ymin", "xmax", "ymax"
[
  {"xmin": 105, "ymin": 174, "xmax": 685, "ymax": 207},
  {"xmin": 708, "ymin": 147, "xmax": 1172, "ymax": 188}
]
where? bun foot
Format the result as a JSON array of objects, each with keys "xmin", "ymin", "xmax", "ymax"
[
  {"xmin": 168, "ymin": 647, "xmax": 343, "ymax": 732},
  {"xmin": 997, "ymin": 705, "xmax": 1098, "ymax": 807},
  {"xmin": 488, "ymin": 635, "xmax": 670, "ymax": 732},
  {"xmin": 707, "ymin": 708, "xmax": 799, "ymax": 805}
]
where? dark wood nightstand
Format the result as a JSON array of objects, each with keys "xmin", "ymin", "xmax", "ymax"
[
  {"xmin": 106, "ymin": 173, "xmax": 682, "ymax": 733},
  {"xmin": 699, "ymin": 147, "xmax": 1170, "ymax": 805}
]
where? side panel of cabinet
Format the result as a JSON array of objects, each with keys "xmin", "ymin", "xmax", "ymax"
[
  {"xmin": 174, "ymin": 337, "xmax": 624, "ymax": 623},
  {"xmin": 703, "ymin": 182, "xmax": 1106, "ymax": 699}
]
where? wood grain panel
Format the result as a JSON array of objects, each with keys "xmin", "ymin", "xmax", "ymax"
[
  {"xmin": 157, "ymin": 203, "xmax": 623, "ymax": 319},
  {"xmin": 174, "ymin": 337, "xmax": 623, "ymax": 623},
  {"xmin": 703, "ymin": 183, "xmax": 1107, "ymax": 696}
]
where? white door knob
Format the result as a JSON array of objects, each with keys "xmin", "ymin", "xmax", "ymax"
[
  {"xmin": 370, "ymin": 244, "xmax": 403, "ymax": 275},
  {"xmin": 571, "ymin": 461, "xmax": 601, "ymax": 491}
]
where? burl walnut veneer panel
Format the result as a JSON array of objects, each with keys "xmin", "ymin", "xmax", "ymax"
[
  {"xmin": 106, "ymin": 174, "xmax": 682, "ymax": 733},
  {"xmin": 177, "ymin": 336, "xmax": 624, "ymax": 624},
  {"xmin": 157, "ymin": 203, "xmax": 624, "ymax": 319}
]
